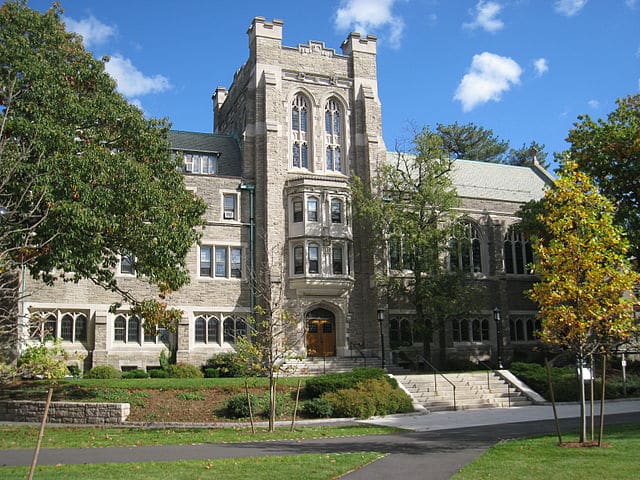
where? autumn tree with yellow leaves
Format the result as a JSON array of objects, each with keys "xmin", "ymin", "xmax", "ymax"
[{"xmin": 528, "ymin": 160, "xmax": 639, "ymax": 444}]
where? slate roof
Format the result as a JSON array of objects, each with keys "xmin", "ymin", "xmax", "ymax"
[
  {"xmin": 386, "ymin": 152, "xmax": 553, "ymax": 204},
  {"xmin": 451, "ymin": 159, "xmax": 552, "ymax": 203},
  {"xmin": 169, "ymin": 130, "xmax": 242, "ymax": 177}
]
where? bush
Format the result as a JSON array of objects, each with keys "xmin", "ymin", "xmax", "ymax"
[
  {"xmin": 18, "ymin": 342, "xmax": 69, "ymax": 379},
  {"xmin": 225, "ymin": 394, "xmax": 259, "ymax": 418},
  {"xmin": 122, "ymin": 369, "xmax": 150, "ymax": 379},
  {"xmin": 303, "ymin": 367, "xmax": 389, "ymax": 398},
  {"xmin": 322, "ymin": 378, "xmax": 413, "ymax": 419},
  {"xmin": 166, "ymin": 363, "xmax": 204, "ymax": 378},
  {"xmin": 203, "ymin": 367, "xmax": 220, "ymax": 378},
  {"xmin": 83, "ymin": 365, "xmax": 122, "ymax": 379},
  {"xmin": 510, "ymin": 362, "xmax": 578, "ymax": 401},
  {"xmin": 148, "ymin": 368, "xmax": 169, "ymax": 378},
  {"xmin": 205, "ymin": 353, "xmax": 259, "ymax": 378},
  {"xmin": 301, "ymin": 397, "xmax": 334, "ymax": 418}
]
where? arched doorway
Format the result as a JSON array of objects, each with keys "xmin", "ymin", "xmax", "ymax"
[{"xmin": 306, "ymin": 308, "xmax": 336, "ymax": 357}]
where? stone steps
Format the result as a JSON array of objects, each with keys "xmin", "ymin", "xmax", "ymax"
[{"xmin": 395, "ymin": 371, "xmax": 533, "ymax": 412}]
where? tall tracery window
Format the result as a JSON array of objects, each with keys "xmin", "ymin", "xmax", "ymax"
[
  {"xmin": 504, "ymin": 226, "xmax": 534, "ymax": 274},
  {"xmin": 325, "ymin": 99, "xmax": 343, "ymax": 172},
  {"xmin": 292, "ymin": 94, "xmax": 309, "ymax": 169},
  {"xmin": 510, "ymin": 316, "xmax": 539, "ymax": 342},
  {"xmin": 452, "ymin": 317, "xmax": 489, "ymax": 342},
  {"xmin": 449, "ymin": 221, "xmax": 483, "ymax": 273}
]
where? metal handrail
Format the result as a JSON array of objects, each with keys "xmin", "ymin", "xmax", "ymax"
[
  {"xmin": 472, "ymin": 356, "xmax": 512, "ymax": 407},
  {"xmin": 417, "ymin": 355, "xmax": 457, "ymax": 411},
  {"xmin": 349, "ymin": 343, "xmax": 367, "ymax": 367}
]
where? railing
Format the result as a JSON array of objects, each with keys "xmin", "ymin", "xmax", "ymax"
[
  {"xmin": 472, "ymin": 357, "xmax": 512, "ymax": 407},
  {"xmin": 417, "ymin": 355, "xmax": 457, "ymax": 411}
]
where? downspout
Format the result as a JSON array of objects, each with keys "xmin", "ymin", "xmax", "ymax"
[{"xmin": 240, "ymin": 184, "xmax": 256, "ymax": 313}]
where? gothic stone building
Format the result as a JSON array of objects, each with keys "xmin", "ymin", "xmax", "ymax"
[{"xmin": 20, "ymin": 18, "xmax": 553, "ymax": 372}]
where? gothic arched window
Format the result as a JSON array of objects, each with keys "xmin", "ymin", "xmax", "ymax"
[{"xmin": 292, "ymin": 94, "xmax": 310, "ymax": 169}]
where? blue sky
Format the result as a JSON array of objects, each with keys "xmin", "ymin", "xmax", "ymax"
[{"xmin": 24, "ymin": 0, "xmax": 640, "ymax": 169}]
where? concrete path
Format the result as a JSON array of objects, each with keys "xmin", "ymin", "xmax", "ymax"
[{"xmin": 1, "ymin": 400, "xmax": 640, "ymax": 479}]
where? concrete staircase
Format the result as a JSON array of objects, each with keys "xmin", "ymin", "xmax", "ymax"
[
  {"xmin": 281, "ymin": 357, "xmax": 410, "ymax": 376},
  {"xmin": 395, "ymin": 371, "xmax": 533, "ymax": 412}
]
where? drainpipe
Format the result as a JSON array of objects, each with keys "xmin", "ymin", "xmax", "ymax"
[{"xmin": 239, "ymin": 184, "xmax": 256, "ymax": 313}]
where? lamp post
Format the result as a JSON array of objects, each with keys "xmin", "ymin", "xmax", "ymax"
[
  {"xmin": 493, "ymin": 307, "xmax": 504, "ymax": 369},
  {"xmin": 377, "ymin": 309, "xmax": 385, "ymax": 369}
]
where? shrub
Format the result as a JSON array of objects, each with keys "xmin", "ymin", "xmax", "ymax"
[
  {"xmin": 322, "ymin": 378, "xmax": 413, "ymax": 419},
  {"xmin": 17, "ymin": 342, "xmax": 69, "ymax": 379},
  {"xmin": 83, "ymin": 365, "xmax": 122, "ymax": 379},
  {"xmin": 176, "ymin": 390, "xmax": 206, "ymax": 401},
  {"xmin": 166, "ymin": 363, "xmax": 204, "ymax": 378},
  {"xmin": 510, "ymin": 362, "xmax": 578, "ymax": 401},
  {"xmin": 205, "ymin": 353, "xmax": 259, "ymax": 378},
  {"xmin": 148, "ymin": 368, "xmax": 169, "ymax": 378},
  {"xmin": 159, "ymin": 350, "xmax": 171, "ymax": 370},
  {"xmin": 122, "ymin": 369, "xmax": 150, "ymax": 379},
  {"xmin": 303, "ymin": 367, "xmax": 389, "ymax": 398},
  {"xmin": 225, "ymin": 393, "xmax": 259, "ymax": 418},
  {"xmin": 203, "ymin": 367, "xmax": 220, "ymax": 378},
  {"xmin": 301, "ymin": 397, "xmax": 334, "ymax": 418}
]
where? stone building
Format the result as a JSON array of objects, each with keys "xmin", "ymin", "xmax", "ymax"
[{"xmin": 20, "ymin": 17, "xmax": 552, "ymax": 372}]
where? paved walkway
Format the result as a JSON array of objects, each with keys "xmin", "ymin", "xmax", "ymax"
[{"xmin": 2, "ymin": 400, "xmax": 640, "ymax": 479}]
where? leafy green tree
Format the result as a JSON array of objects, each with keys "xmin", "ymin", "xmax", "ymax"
[
  {"xmin": 528, "ymin": 160, "xmax": 639, "ymax": 443},
  {"xmin": 506, "ymin": 141, "xmax": 550, "ymax": 168},
  {"xmin": 353, "ymin": 126, "xmax": 483, "ymax": 363},
  {"xmin": 0, "ymin": 2, "xmax": 206, "ymax": 336},
  {"xmin": 435, "ymin": 122, "xmax": 509, "ymax": 162},
  {"xmin": 567, "ymin": 94, "xmax": 640, "ymax": 262}
]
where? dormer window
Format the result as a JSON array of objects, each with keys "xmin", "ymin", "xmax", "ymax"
[{"xmin": 184, "ymin": 152, "xmax": 217, "ymax": 174}]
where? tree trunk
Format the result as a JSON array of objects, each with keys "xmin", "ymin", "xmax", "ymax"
[
  {"xmin": 268, "ymin": 374, "xmax": 277, "ymax": 432},
  {"xmin": 28, "ymin": 387, "xmax": 53, "ymax": 480},
  {"xmin": 598, "ymin": 354, "xmax": 607, "ymax": 447},
  {"xmin": 578, "ymin": 352, "xmax": 587, "ymax": 443}
]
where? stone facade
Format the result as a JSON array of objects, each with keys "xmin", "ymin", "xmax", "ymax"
[{"xmin": 19, "ymin": 17, "xmax": 553, "ymax": 372}]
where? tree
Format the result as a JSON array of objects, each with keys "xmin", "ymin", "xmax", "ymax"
[
  {"xmin": 0, "ymin": 2, "xmax": 206, "ymax": 345},
  {"xmin": 506, "ymin": 141, "xmax": 550, "ymax": 168},
  {"xmin": 435, "ymin": 122, "xmax": 509, "ymax": 162},
  {"xmin": 353, "ymin": 126, "xmax": 483, "ymax": 364},
  {"xmin": 528, "ymin": 160, "xmax": 639, "ymax": 444},
  {"xmin": 567, "ymin": 94, "xmax": 640, "ymax": 262},
  {"xmin": 234, "ymin": 246, "xmax": 305, "ymax": 432}
]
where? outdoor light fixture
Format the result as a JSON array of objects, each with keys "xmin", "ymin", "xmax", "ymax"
[
  {"xmin": 493, "ymin": 307, "xmax": 504, "ymax": 369},
  {"xmin": 377, "ymin": 309, "xmax": 385, "ymax": 369}
]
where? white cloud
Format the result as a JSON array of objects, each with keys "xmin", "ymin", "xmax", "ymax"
[
  {"xmin": 533, "ymin": 58, "xmax": 549, "ymax": 76},
  {"xmin": 463, "ymin": 1, "xmax": 504, "ymax": 33},
  {"xmin": 103, "ymin": 54, "xmax": 171, "ymax": 97},
  {"xmin": 554, "ymin": 0, "xmax": 587, "ymax": 17},
  {"xmin": 335, "ymin": 0, "xmax": 405, "ymax": 48},
  {"xmin": 63, "ymin": 15, "xmax": 116, "ymax": 48},
  {"xmin": 454, "ymin": 52, "xmax": 522, "ymax": 112},
  {"xmin": 588, "ymin": 99, "xmax": 599, "ymax": 109}
]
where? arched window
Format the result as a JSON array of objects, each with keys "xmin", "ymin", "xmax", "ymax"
[
  {"xmin": 195, "ymin": 317, "xmax": 206, "ymax": 343},
  {"xmin": 43, "ymin": 313, "xmax": 57, "ymax": 340},
  {"xmin": 61, "ymin": 314, "xmax": 73, "ymax": 341},
  {"xmin": 504, "ymin": 226, "xmax": 533, "ymax": 274},
  {"xmin": 114, "ymin": 315, "xmax": 126, "ymax": 342},
  {"xmin": 195, "ymin": 315, "xmax": 219, "ymax": 344},
  {"xmin": 325, "ymin": 99, "xmax": 343, "ymax": 172},
  {"xmin": 510, "ymin": 316, "xmax": 539, "ymax": 342},
  {"xmin": 471, "ymin": 318, "xmax": 490, "ymax": 342},
  {"xmin": 292, "ymin": 94, "xmax": 310, "ymax": 169},
  {"xmin": 223, "ymin": 317, "xmax": 247, "ymax": 344},
  {"xmin": 449, "ymin": 221, "xmax": 483, "ymax": 273},
  {"xmin": 128, "ymin": 316, "xmax": 140, "ymax": 343}
]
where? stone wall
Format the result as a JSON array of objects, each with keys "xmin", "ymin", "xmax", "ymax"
[{"xmin": 0, "ymin": 400, "xmax": 130, "ymax": 424}]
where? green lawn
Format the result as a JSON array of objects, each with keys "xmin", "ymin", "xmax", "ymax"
[
  {"xmin": 0, "ymin": 453, "xmax": 386, "ymax": 480},
  {"xmin": 0, "ymin": 424, "xmax": 403, "ymax": 449},
  {"xmin": 453, "ymin": 425, "xmax": 640, "ymax": 480}
]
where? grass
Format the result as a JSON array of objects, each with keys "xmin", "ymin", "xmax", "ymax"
[
  {"xmin": 0, "ymin": 452, "xmax": 386, "ymax": 480},
  {"xmin": 452, "ymin": 425, "xmax": 640, "ymax": 480},
  {"xmin": 0, "ymin": 424, "xmax": 404, "ymax": 449}
]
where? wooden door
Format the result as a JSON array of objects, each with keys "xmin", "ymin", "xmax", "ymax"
[{"xmin": 306, "ymin": 318, "xmax": 336, "ymax": 357}]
